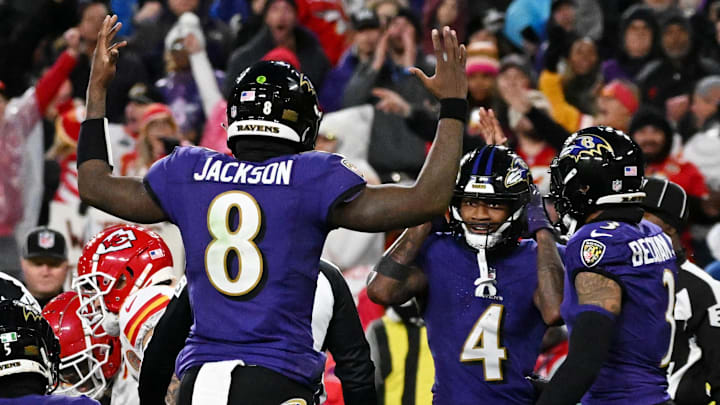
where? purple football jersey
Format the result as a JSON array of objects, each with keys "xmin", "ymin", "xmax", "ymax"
[
  {"xmin": 415, "ymin": 235, "xmax": 561, "ymax": 404},
  {"xmin": 144, "ymin": 146, "xmax": 366, "ymax": 386},
  {"xmin": 562, "ymin": 219, "xmax": 678, "ymax": 405},
  {"xmin": 0, "ymin": 395, "xmax": 100, "ymax": 404}
]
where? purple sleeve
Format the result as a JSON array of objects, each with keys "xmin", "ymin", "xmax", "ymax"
[
  {"xmin": 307, "ymin": 153, "xmax": 366, "ymax": 228},
  {"xmin": 37, "ymin": 394, "xmax": 101, "ymax": 404},
  {"xmin": 144, "ymin": 146, "xmax": 204, "ymax": 224}
]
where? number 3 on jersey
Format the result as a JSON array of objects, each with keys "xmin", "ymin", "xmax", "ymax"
[
  {"xmin": 660, "ymin": 269, "xmax": 676, "ymax": 367},
  {"xmin": 205, "ymin": 191, "xmax": 264, "ymax": 296},
  {"xmin": 461, "ymin": 304, "xmax": 507, "ymax": 381}
]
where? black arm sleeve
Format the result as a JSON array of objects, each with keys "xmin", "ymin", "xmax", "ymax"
[
  {"xmin": 525, "ymin": 107, "xmax": 571, "ymax": 151},
  {"xmin": 319, "ymin": 261, "xmax": 378, "ymax": 405},
  {"xmin": 138, "ymin": 284, "xmax": 192, "ymax": 405},
  {"xmin": 536, "ymin": 310, "xmax": 616, "ymax": 405},
  {"xmin": 406, "ymin": 107, "xmax": 439, "ymax": 142}
]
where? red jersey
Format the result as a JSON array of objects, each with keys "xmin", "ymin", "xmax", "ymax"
[
  {"xmin": 646, "ymin": 157, "xmax": 709, "ymax": 199},
  {"xmin": 296, "ymin": 0, "xmax": 350, "ymax": 65},
  {"xmin": 517, "ymin": 143, "xmax": 557, "ymax": 195}
]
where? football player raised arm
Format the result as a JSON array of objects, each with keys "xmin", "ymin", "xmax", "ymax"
[
  {"xmin": 368, "ymin": 143, "xmax": 564, "ymax": 403},
  {"xmin": 367, "ymin": 109, "xmax": 563, "ymax": 323},
  {"xmin": 537, "ymin": 126, "xmax": 678, "ymax": 405},
  {"xmin": 77, "ymin": 15, "xmax": 468, "ymax": 230},
  {"xmin": 77, "ymin": 15, "xmax": 468, "ymax": 405}
]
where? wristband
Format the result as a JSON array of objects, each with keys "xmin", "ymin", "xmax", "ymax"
[
  {"xmin": 77, "ymin": 118, "xmax": 114, "ymax": 169},
  {"xmin": 439, "ymin": 98, "xmax": 468, "ymax": 123},
  {"xmin": 375, "ymin": 256, "xmax": 412, "ymax": 282}
]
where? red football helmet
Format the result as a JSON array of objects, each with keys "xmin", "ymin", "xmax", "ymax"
[
  {"xmin": 73, "ymin": 224, "xmax": 175, "ymax": 337},
  {"xmin": 43, "ymin": 292, "xmax": 121, "ymax": 399}
]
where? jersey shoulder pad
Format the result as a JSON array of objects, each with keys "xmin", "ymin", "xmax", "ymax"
[
  {"xmin": 118, "ymin": 285, "xmax": 173, "ymax": 349},
  {"xmin": 567, "ymin": 221, "xmax": 635, "ymax": 269},
  {"xmin": 146, "ymin": 145, "xmax": 209, "ymax": 185},
  {"xmin": 298, "ymin": 151, "xmax": 365, "ymax": 180}
]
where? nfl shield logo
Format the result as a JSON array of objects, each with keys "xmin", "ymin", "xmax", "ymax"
[
  {"xmin": 581, "ymin": 239, "xmax": 606, "ymax": 267},
  {"xmin": 38, "ymin": 231, "xmax": 55, "ymax": 249},
  {"xmin": 612, "ymin": 180, "xmax": 622, "ymax": 192}
]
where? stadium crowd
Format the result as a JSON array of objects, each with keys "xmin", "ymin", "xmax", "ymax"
[{"xmin": 1, "ymin": 0, "xmax": 720, "ymax": 404}]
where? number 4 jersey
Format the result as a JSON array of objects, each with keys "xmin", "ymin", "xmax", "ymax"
[
  {"xmin": 144, "ymin": 146, "xmax": 366, "ymax": 387},
  {"xmin": 562, "ymin": 219, "xmax": 678, "ymax": 405},
  {"xmin": 414, "ymin": 235, "xmax": 563, "ymax": 404}
]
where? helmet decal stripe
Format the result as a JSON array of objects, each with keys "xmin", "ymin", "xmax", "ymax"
[
  {"xmin": 484, "ymin": 146, "xmax": 497, "ymax": 175},
  {"xmin": 471, "ymin": 146, "xmax": 487, "ymax": 175}
]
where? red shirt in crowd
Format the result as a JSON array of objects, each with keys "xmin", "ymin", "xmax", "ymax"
[
  {"xmin": 296, "ymin": 0, "xmax": 351, "ymax": 65},
  {"xmin": 516, "ymin": 144, "xmax": 557, "ymax": 194},
  {"xmin": 646, "ymin": 157, "xmax": 709, "ymax": 199}
]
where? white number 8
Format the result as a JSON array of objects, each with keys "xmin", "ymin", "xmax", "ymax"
[
  {"xmin": 205, "ymin": 191, "xmax": 264, "ymax": 296},
  {"xmin": 263, "ymin": 101, "xmax": 272, "ymax": 115}
]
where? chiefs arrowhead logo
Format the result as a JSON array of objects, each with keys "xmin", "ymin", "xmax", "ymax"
[{"xmin": 96, "ymin": 229, "xmax": 137, "ymax": 255}]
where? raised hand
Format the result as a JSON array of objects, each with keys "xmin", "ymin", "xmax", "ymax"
[
  {"xmin": 371, "ymin": 31, "xmax": 390, "ymax": 71},
  {"xmin": 63, "ymin": 28, "xmax": 82, "ymax": 57},
  {"xmin": 372, "ymin": 88, "xmax": 411, "ymax": 117},
  {"xmin": 497, "ymin": 74, "xmax": 531, "ymax": 114},
  {"xmin": 184, "ymin": 33, "xmax": 203, "ymax": 54},
  {"xmin": 477, "ymin": 107, "xmax": 507, "ymax": 145},
  {"xmin": 525, "ymin": 184, "xmax": 552, "ymax": 235},
  {"xmin": 89, "ymin": 15, "xmax": 127, "ymax": 90},
  {"xmin": 410, "ymin": 27, "xmax": 467, "ymax": 100}
]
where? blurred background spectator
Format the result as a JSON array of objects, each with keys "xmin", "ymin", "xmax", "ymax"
[
  {"xmin": 20, "ymin": 226, "xmax": 69, "ymax": 307},
  {"xmin": 321, "ymin": 9, "xmax": 382, "ymax": 113},
  {"xmin": 69, "ymin": 1, "xmax": 151, "ymax": 123},
  {"xmin": 602, "ymin": 5, "xmax": 660, "ymax": 84},
  {"xmin": 224, "ymin": 0, "xmax": 331, "ymax": 96},
  {"xmin": 421, "ymin": 0, "xmax": 467, "ymax": 65},
  {"xmin": 637, "ymin": 10, "xmax": 720, "ymax": 120},
  {"xmin": 156, "ymin": 12, "xmax": 225, "ymax": 143},
  {"xmin": 131, "ymin": 0, "xmax": 233, "ymax": 81},
  {"xmin": 121, "ymin": 103, "xmax": 185, "ymax": 176},
  {"xmin": 341, "ymin": 8, "xmax": 434, "ymax": 183}
]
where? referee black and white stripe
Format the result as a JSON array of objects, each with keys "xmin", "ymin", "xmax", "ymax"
[{"xmin": 669, "ymin": 260, "xmax": 720, "ymax": 405}]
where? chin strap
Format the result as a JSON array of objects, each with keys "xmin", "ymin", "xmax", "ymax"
[
  {"xmin": 474, "ymin": 249, "xmax": 497, "ymax": 298},
  {"xmin": 560, "ymin": 214, "xmax": 578, "ymax": 239}
]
